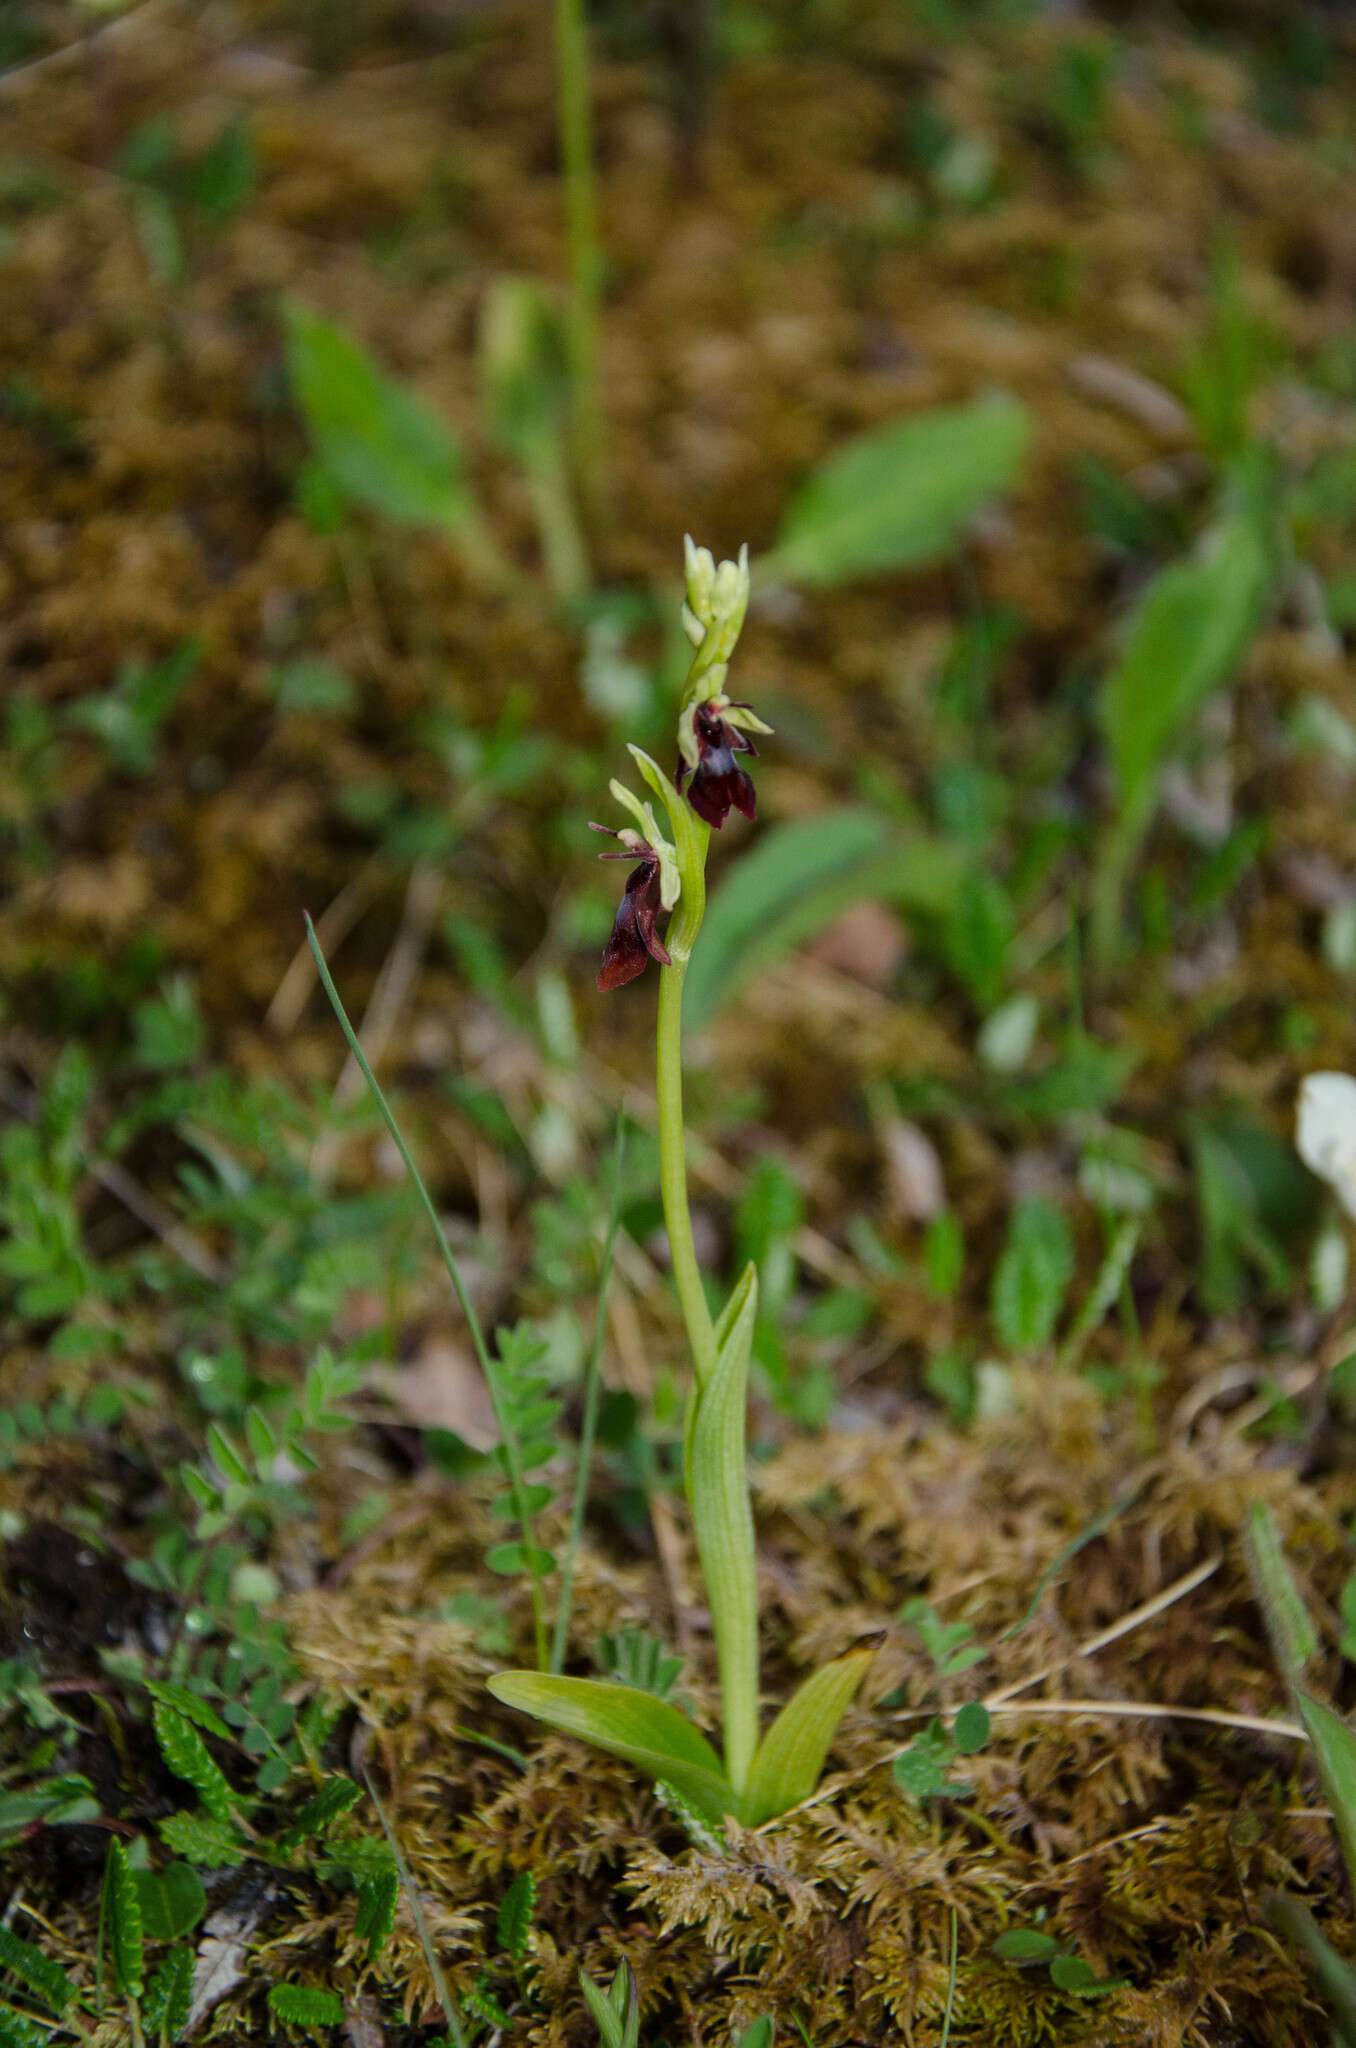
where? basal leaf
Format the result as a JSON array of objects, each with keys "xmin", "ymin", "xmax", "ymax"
[
  {"xmin": 283, "ymin": 303, "xmax": 470, "ymax": 534},
  {"xmin": 762, "ymin": 392, "xmax": 1029, "ymax": 587},
  {"xmin": 1297, "ymin": 1692, "xmax": 1356, "ymax": 1896},
  {"xmin": 135, "ymin": 1862, "xmax": 205, "ymax": 1942},
  {"xmin": 1098, "ymin": 517, "xmax": 1267, "ymax": 827},
  {"xmin": 485, "ymin": 1674, "xmax": 734, "ymax": 1826},
  {"xmin": 688, "ymin": 1263, "xmax": 760, "ymax": 1794},
  {"xmin": 991, "ymin": 1197, "xmax": 1074, "ymax": 1352},
  {"xmin": 740, "ymin": 1649, "xmax": 874, "ymax": 1826},
  {"xmin": 683, "ymin": 812, "xmax": 965, "ymax": 1033},
  {"xmin": 1245, "ymin": 1501, "xmax": 1320, "ymax": 1688}
]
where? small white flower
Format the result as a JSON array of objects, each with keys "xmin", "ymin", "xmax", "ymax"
[{"xmin": 1296, "ymin": 1071, "xmax": 1356, "ymax": 1221}]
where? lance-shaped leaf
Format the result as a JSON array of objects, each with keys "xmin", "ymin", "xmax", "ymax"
[
  {"xmin": 740, "ymin": 1648, "xmax": 875, "ymax": 1826},
  {"xmin": 485, "ymin": 1674, "xmax": 735, "ymax": 1826},
  {"xmin": 1297, "ymin": 1692, "xmax": 1356, "ymax": 1897},
  {"xmin": 687, "ymin": 1263, "xmax": 760, "ymax": 1795},
  {"xmin": 761, "ymin": 392, "xmax": 1029, "ymax": 588}
]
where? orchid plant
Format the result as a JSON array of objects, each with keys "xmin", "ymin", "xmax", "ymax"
[{"xmin": 488, "ymin": 540, "xmax": 874, "ymax": 1828}]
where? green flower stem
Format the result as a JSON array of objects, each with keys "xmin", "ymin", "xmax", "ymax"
[{"xmin": 656, "ymin": 809, "xmax": 716, "ymax": 1389}]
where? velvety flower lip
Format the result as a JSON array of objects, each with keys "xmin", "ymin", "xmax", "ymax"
[
  {"xmin": 590, "ymin": 824, "xmax": 674, "ymax": 991},
  {"xmin": 676, "ymin": 698, "xmax": 759, "ymax": 830}
]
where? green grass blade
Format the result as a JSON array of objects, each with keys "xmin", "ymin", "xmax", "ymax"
[
  {"xmin": 1296, "ymin": 1692, "xmax": 1356, "ymax": 1895},
  {"xmin": 552, "ymin": 1118, "xmax": 626, "ymax": 1674},
  {"xmin": 1245, "ymin": 1500, "xmax": 1319, "ymax": 1687},
  {"xmin": 486, "ymin": 1673, "xmax": 735, "ymax": 1825},
  {"xmin": 741, "ymin": 1649, "xmax": 874, "ymax": 1826},
  {"xmin": 305, "ymin": 913, "xmax": 550, "ymax": 1671}
]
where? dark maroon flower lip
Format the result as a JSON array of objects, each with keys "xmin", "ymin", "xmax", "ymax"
[
  {"xmin": 590, "ymin": 824, "xmax": 674, "ymax": 991},
  {"xmin": 675, "ymin": 700, "xmax": 758, "ymax": 830}
]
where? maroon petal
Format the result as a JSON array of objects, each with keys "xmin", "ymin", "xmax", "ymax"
[{"xmin": 598, "ymin": 858, "xmax": 672, "ymax": 991}]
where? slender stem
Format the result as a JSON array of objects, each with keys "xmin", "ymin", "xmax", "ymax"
[
  {"xmin": 554, "ymin": 0, "xmax": 606, "ymax": 524},
  {"xmin": 551, "ymin": 1118, "xmax": 626, "ymax": 1673},
  {"xmin": 657, "ymin": 947, "xmax": 716, "ymax": 1388},
  {"xmin": 305, "ymin": 915, "xmax": 550, "ymax": 1672}
]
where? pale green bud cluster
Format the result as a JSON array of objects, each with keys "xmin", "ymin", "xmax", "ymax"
[{"xmin": 681, "ymin": 536, "xmax": 751, "ymax": 681}]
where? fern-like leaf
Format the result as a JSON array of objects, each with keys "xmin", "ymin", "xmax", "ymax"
[
  {"xmin": 267, "ymin": 1983, "xmax": 344, "ymax": 2031},
  {"xmin": 497, "ymin": 1871, "xmax": 535, "ymax": 1962},
  {"xmin": 354, "ymin": 1868, "xmax": 399, "ymax": 1963},
  {"xmin": 0, "ymin": 1925, "xmax": 74, "ymax": 2018},
  {"xmin": 143, "ymin": 1679, "xmax": 232, "ymax": 1742},
  {"xmin": 143, "ymin": 1945, "xmax": 193, "ymax": 2042},
  {"xmin": 153, "ymin": 1702, "xmax": 235, "ymax": 1821},
  {"xmin": 279, "ymin": 1775, "xmax": 361, "ymax": 1850},
  {"xmin": 158, "ymin": 1811, "xmax": 246, "ymax": 1867},
  {"xmin": 102, "ymin": 1839, "xmax": 145, "ymax": 2002},
  {"xmin": 0, "ymin": 2003, "xmax": 51, "ymax": 2047}
]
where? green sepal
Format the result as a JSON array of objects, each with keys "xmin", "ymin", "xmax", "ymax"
[
  {"xmin": 740, "ymin": 1648, "xmax": 875, "ymax": 1826},
  {"xmin": 685, "ymin": 1261, "xmax": 760, "ymax": 1795},
  {"xmin": 485, "ymin": 1673, "xmax": 735, "ymax": 1826}
]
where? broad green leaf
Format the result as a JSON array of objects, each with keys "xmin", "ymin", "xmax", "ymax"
[
  {"xmin": 1098, "ymin": 518, "xmax": 1267, "ymax": 828},
  {"xmin": 283, "ymin": 303, "xmax": 471, "ymax": 534},
  {"xmin": 993, "ymin": 1928, "xmax": 1060, "ymax": 1962},
  {"xmin": 1244, "ymin": 1501, "xmax": 1319, "ymax": 1687},
  {"xmin": 737, "ymin": 2023, "xmax": 774, "ymax": 2048},
  {"xmin": 135, "ymin": 1862, "xmax": 205, "ymax": 1942},
  {"xmin": 579, "ymin": 1962, "xmax": 638, "ymax": 2048},
  {"xmin": 740, "ymin": 1649, "xmax": 874, "ymax": 1826},
  {"xmin": 485, "ymin": 1674, "xmax": 735, "ymax": 1826},
  {"xmin": 952, "ymin": 1701, "xmax": 991, "ymax": 1754},
  {"xmin": 103, "ymin": 1839, "xmax": 145, "ymax": 2002},
  {"xmin": 991, "ymin": 1197, "xmax": 1075, "ymax": 1351},
  {"xmin": 1267, "ymin": 1893, "xmax": 1356, "ymax": 2043},
  {"xmin": 1297, "ymin": 1692, "xmax": 1356, "ymax": 1895},
  {"xmin": 762, "ymin": 393, "xmax": 1029, "ymax": 587},
  {"xmin": 688, "ymin": 1263, "xmax": 761, "ymax": 1794},
  {"xmin": 683, "ymin": 811, "xmax": 965, "ymax": 1033}
]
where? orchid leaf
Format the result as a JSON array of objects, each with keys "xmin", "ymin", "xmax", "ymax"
[
  {"xmin": 682, "ymin": 812, "xmax": 965, "ymax": 1033},
  {"xmin": 761, "ymin": 392, "xmax": 1029, "ymax": 587},
  {"xmin": 687, "ymin": 1262, "xmax": 760, "ymax": 1794},
  {"xmin": 740, "ymin": 1648, "xmax": 875, "ymax": 1826},
  {"xmin": 485, "ymin": 1674, "xmax": 735, "ymax": 1825},
  {"xmin": 283, "ymin": 302, "xmax": 471, "ymax": 534},
  {"xmin": 1297, "ymin": 1692, "xmax": 1356, "ymax": 1896}
]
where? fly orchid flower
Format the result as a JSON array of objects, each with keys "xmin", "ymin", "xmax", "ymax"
[
  {"xmin": 1297, "ymin": 1071, "xmax": 1356, "ymax": 1222},
  {"xmin": 591, "ymin": 780, "xmax": 680, "ymax": 992},
  {"xmin": 675, "ymin": 539, "xmax": 772, "ymax": 829}
]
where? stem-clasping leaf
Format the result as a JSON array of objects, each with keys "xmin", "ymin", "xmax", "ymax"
[{"xmin": 686, "ymin": 1262, "xmax": 760, "ymax": 1794}]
